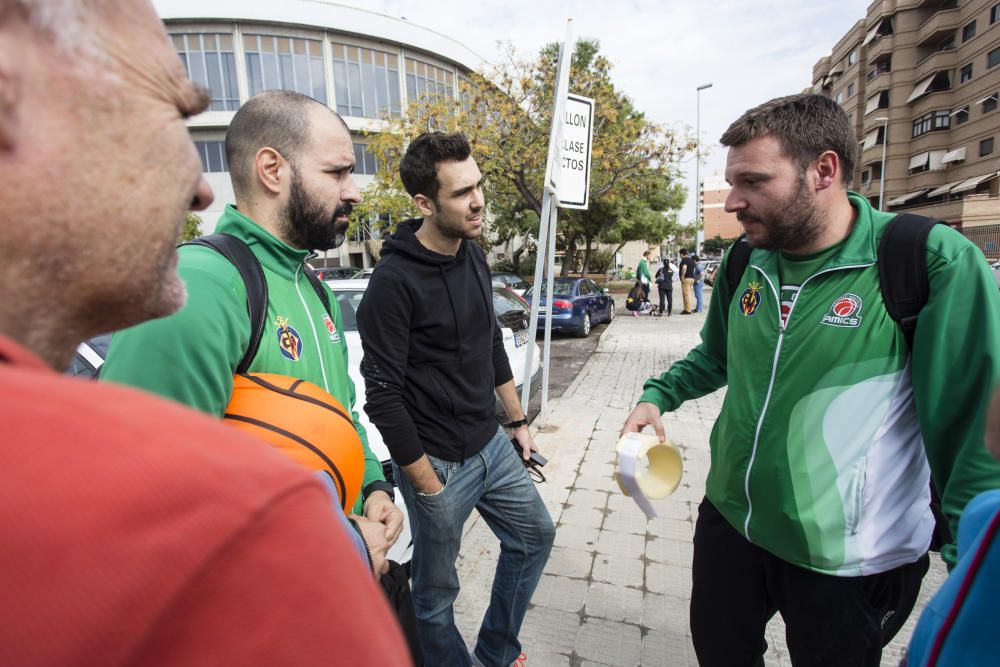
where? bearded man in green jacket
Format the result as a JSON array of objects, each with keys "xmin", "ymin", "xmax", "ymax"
[
  {"xmin": 102, "ymin": 91, "xmax": 402, "ymax": 576},
  {"xmin": 622, "ymin": 94, "xmax": 1000, "ymax": 667}
]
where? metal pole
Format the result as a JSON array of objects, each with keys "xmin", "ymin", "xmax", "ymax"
[
  {"xmin": 695, "ymin": 83, "xmax": 712, "ymax": 240},
  {"xmin": 521, "ymin": 19, "xmax": 573, "ymax": 414}
]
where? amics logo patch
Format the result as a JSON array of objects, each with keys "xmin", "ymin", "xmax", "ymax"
[{"xmin": 821, "ymin": 293, "xmax": 863, "ymax": 328}]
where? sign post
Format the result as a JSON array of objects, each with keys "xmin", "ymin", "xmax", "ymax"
[{"xmin": 521, "ymin": 20, "xmax": 595, "ymax": 426}]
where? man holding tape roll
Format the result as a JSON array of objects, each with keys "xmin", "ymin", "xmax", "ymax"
[{"xmin": 621, "ymin": 94, "xmax": 1000, "ymax": 666}]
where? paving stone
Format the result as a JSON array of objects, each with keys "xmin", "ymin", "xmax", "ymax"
[
  {"xmin": 543, "ymin": 546, "xmax": 595, "ymax": 579},
  {"xmin": 646, "ymin": 516, "xmax": 695, "ymax": 541},
  {"xmin": 585, "ymin": 581, "xmax": 643, "ymax": 624},
  {"xmin": 642, "ymin": 592, "xmax": 689, "ymax": 634},
  {"xmin": 519, "ymin": 606, "xmax": 581, "ymax": 656},
  {"xmin": 574, "ymin": 473, "xmax": 618, "ymax": 492},
  {"xmin": 645, "ymin": 562, "xmax": 692, "ymax": 600},
  {"xmin": 592, "ymin": 552, "xmax": 644, "ymax": 588},
  {"xmin": 645, "ymin": 537, "xmax": 693, "ymax": 565},
  {"xmin": 529, "ymin": 574, "xmax": 588, "ymax": 613},
  {"xmin": 554, "ymin": 524, "xmax": 600, "ymax": 551},
  {"xmin": 641, "ymin": 630, "xmax": 698, "ymax": 667},
  {"xmin": 595, "ymin": 529, "xmax": 646, "ymax": 558},
  {"xmin": 558, "ymin": 505, "xmax": 606, "ymax": 530},
  {"xmin": 578, "ymin": 458, "xmax": 614, "ymax": 478},
  {"xmin": 575, "ymin": 617, "xmax": 642, "ymax": 666},
  {"xmin": 604, "ymin": 507, "xmax": 651, "ymax": 535},
  {"xmin": 565, "ymin": 489, "xmax": 609, "ymax": 511}
]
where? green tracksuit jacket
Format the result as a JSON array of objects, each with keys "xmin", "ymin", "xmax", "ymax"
[
  {"xmin": 101, "ymin": 205, "xmax": 384, "ymax": 513},
  {"xmin": 640, "ymin": 193, "xmax": 1000, "ymax": 575}
]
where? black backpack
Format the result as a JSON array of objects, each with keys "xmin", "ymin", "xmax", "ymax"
[
  {"xmin": 723, "ymin": 213, "xmax": 953, "ymax": 550},
  {"xmin": 75, "ymin": 233, "xmax": 333, "ymax": 377}
]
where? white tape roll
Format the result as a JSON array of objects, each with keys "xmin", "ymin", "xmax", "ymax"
[{"xmin": 614, "ymin": 432, "xmax": 683, "ymax": 518}]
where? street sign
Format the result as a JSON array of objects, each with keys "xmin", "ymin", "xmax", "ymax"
[{"xmin": 552, "ymin": 93, "xmax": 594, "ymax": 210}]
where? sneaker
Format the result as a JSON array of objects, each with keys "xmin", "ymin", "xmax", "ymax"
[{"xmin": 512, "ymin": 653, "xmax": 527, "ymax": 667}]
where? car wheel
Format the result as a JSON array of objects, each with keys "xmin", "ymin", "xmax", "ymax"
[
  {"xmin": 577, "ymin": 312, "xmax": 591, "ymax": 337},
  {"xmin": 607, "ymin": 301, "xmax": 614, "ymax": 322}
]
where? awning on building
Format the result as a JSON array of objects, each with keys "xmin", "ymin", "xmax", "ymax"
[
  {"xmin": 860, "ymin": 128, "xmax": 880, "ymax": 150},
  {"xmin": 926, "ymin": 180, "xmax": 964, "ymax": 197},
  {"xmin": 906, "ymin": 74, "xmax": 936, "ymax": 103},
  {"xmin": 951, "ymin": 172, "xmax": 998, "ymax": 194},
  {"xmin": 829, "ymin": 63, "xmax": 843, "ymax": 77},
  {"xmin": 862, "ymin": 24, "xmax": 880, "ymax": 46},
  {"xmin": 864, "ymin": 95, "xmax": 880, "ymax": 115},
  {"xmin": 908, "ymin": 152, "xmax": 929, "ymax": 170},
  {"xmin": 941, "ymin": 147, "xmax": 967, "ymax": 164},
  {"xmin": 886, "ymin": 189, "xmax": 928, "ymax": 206}
]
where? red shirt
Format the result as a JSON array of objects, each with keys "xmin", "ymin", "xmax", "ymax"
[{"xmin": 0, "ymin": 337, "xmax": 410, "ymax": 666}]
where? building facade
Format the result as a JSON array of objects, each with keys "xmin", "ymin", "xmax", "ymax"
[
  {"xmin": 154, "ymin": 0, "xmax": 482, "ymax": 268},
  {"xmin": 701, "ymin": 171, "xmax": 741, "ymax": 241},
  {"xmin": 810, "ymin": 0, "xmax": 1000, "ymax": 259}
]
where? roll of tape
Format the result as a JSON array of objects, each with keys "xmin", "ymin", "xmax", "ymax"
[{"xmin": 614, "ymin": 432, "xmax": 683, "ymax": 517}]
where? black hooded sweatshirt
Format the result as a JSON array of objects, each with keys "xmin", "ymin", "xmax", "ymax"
[{"xmin": 356, "ymin": 219, "xmax": 513, "ymax": 466}]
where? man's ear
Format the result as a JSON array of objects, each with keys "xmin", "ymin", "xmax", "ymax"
[
  {"xmin": 813, "ymin": 150, "xmax": 840, "ymax": 191},
  {"xmin": 413, "ymin": 193, "xmax": 436, "ymax": 218},
  {"xmin": 255, "ymin": 147, "xmax": 287, "ymax": 196},
  {"xmin": 0, "ymin": 39, "xmax": 22, "ymax": 152}
]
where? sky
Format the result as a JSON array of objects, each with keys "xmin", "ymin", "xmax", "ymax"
[{"xmin": 339, "ymin": 0, "xmax": 872, "ymax": 228}]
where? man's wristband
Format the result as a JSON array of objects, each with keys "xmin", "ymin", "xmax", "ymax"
[
  {"xmin": 506, "ymin": 418, "xmax": 528, "ymax": 428},
  {"xmin": 362, "ymin": 479, "xmax": 395, "ymax": 503}
]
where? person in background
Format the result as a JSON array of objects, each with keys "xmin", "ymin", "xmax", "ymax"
[
  {"xmin": 692, "ymin": 254, "xmax": 706, "ymax": 313},
  {"xmin": 904, "ymin": 387, "xmax": 1000, "ymax": 666},
  {"xmin": 0, "ymin": 2, "xmax": 410, "ymax": 664},
  {"xmin": 654, "ymin": 256, "xmax": 677, "ymax": 316},
  {"xmin": 637, "ymin": 249, "xmax": 653, "ymax": 301},
  {"xmin": 678, "ymin": 248, "xmax": 697, "ymax": 314}
]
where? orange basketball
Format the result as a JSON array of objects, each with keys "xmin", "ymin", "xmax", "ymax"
[{"xmin": 223, "ymin": 373, "xmax": 363, "ymax": 513}]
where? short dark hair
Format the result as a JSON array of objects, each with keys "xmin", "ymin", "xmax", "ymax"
[
  {"xmin": 399, "ymin": 132, "xmax": 471, "ymax": 201},
  {"xmin": 719, "ymin": 94, "xmax": 856, "ymax": 185},
  {"xmin": 226, "ymin": 90, "xmax": 347, "ymax": 199},
  {"xmin": 680, "ymin": 248, "xmax": 689, "ymax": 256}
]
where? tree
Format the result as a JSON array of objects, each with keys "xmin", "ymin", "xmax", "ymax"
[
  {"xmin": 180, "ymin": 212, "xmax": 202, "ymax": 242},
  {"xmin": 357, "ymin": 40, "xmax": 694, "ymax": 273},
  {"xmin": 702, "ymin": 235, "xmax": 737, "ymax": 256}
]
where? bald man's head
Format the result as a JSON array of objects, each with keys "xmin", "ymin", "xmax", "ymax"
[{"xmin": 225, "ymin": 90, "xmax": 349, "ymax": 200}]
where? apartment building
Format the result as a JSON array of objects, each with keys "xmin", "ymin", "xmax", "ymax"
[
  {"xmin": 810, "ymin": 0, "xmax": 1000, "ymax": 258},
  {"xmin": 701, "ymin": 172, "xmax": 741, "ymax": 240}
]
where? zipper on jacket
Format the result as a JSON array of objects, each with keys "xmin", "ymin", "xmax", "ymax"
[
  {"xmin": 741, "ymin": 260, "xmax": 875, "ymax": 539},
  {"xmin": 294, "ymin": 264, "xmax": 330, "ymax": 394}
]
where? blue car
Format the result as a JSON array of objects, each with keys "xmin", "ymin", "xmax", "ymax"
[{"xmin": 523, "ymin": 277, "xmax": 615, "ymax": 337}]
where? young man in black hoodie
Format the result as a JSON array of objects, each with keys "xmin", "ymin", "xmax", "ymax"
[{"xmin": 357, "ymin": 133, "xmax": 554, "ymax": 667}]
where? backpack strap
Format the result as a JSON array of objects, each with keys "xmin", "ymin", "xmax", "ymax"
[
  {"xmin": 303, "ymin": 264, "xmax": 333, "ymax": 316},
  {"xmin": 182, "ymin": 234, "xmax": 268, "ymax": 375},
  {"xmin": 726, "ymin": 235, "xmax": 753, "ymax": 303},
  {"xmin": 877, "ymin": 213, "xmax": 943, "ymax": 350}
]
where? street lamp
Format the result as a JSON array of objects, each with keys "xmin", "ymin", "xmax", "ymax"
[
  {"xmin": 695, "ymin": 83, "xmax": 713, "ymax": 244},
  {"xmin": 870, "ymin": 116, "xmax": 889, "ymax": 210}
]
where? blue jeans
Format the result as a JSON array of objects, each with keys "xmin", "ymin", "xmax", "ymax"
[
  {"xmin": 395, "ymin": 427, "xmax": 555, "ymax": 667},
  {"xmin": 694, "ymin": 280, "xmax": 704, "ymax": 312}
]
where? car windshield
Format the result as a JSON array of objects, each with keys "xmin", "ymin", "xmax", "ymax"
[
  {"xmin": 329, "ymin": 289, "xmax": 364, "ymax": 331},
  {"xmin": 525, "ymin": 279, "xmax": 575, "ymax": 297},
  {"xmin": 493, "ymin": 288, "xmax": 527, "ymax": 316}
]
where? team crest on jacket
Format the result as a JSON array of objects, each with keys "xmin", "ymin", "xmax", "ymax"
[
  {"xmin": 275, "ymin": 316, "xmax": 303, "ymax": 361},
  {"xmin": 739, "ymin": 282, "xmax": 762, "ymax": 317},
  {"xmin": 322, "ymin": 313, "xmax": 341, "ymax": 343},
  {"xmin": 821, "ymin": 293, "xmax": 863, "ymax": 328}
]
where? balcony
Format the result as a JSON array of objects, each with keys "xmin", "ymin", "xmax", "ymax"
[
  {"xmin": 916, "ymin": 7, "xmax": 960, "ymax": 46},
  {"xmin": 866, "ymin": 34, "xmax": 894, "ymax": 63},
  {"xmin": 915, "ymin": 48, "xmax": 957, "ymax": 80}
]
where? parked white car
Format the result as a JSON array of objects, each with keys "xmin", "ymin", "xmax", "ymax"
[{"xmin": 327, "ymin": 279, "xmax": 542, "ymax": 563}]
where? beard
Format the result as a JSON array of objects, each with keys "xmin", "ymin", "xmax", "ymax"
[
  {"xmin": 737, "ymin": 173, "xmax": 823, "ymax": 251},
  {"xmin": 283, "ymin": 169, "xmax": 351, "ymax": 251},
  {"xmin": 435, "ymin": 206, "xmax": 483, "ymax": 241}
]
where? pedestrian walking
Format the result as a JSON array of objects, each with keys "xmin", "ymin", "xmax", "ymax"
[
  {"xmin": 637, "ymin": 250, "xmax": 653, "ymax": 301},
  {"xmin": 621, "ymin": 94, "xmax": 1000, "ymax": 667},
  {"xmin": 692, "ymin": 254, "xmax": 705, "ymax": 313}
]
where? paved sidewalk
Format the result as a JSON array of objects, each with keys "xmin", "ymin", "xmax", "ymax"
[{"xmin": 453, "ymin": 288, "xmax": 947, "ymax": 666}]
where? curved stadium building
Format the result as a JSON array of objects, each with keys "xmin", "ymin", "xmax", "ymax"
[{"xmin": 154, "ymin": 0, "xmax": 483, "ymax": 268}]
